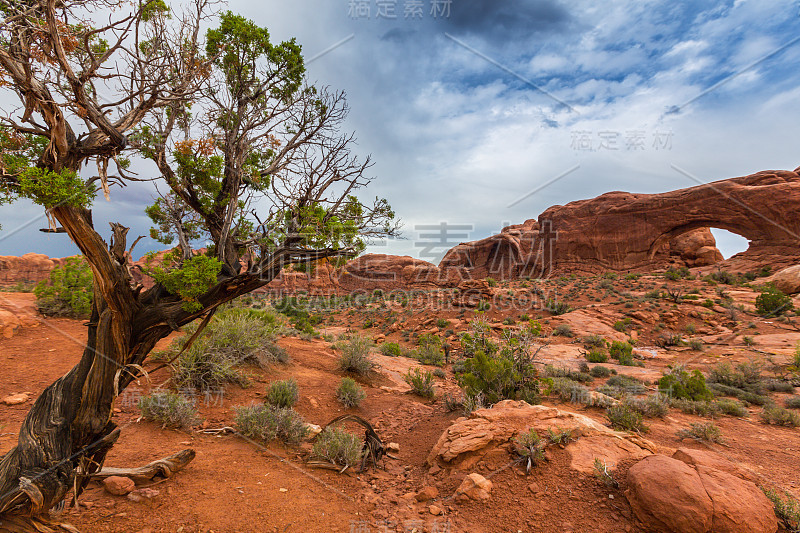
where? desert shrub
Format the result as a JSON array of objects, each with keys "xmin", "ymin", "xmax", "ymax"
[
  {"xmin": 379, "ymin": 342, "xmax": 404, "ymax": 357},
  {"xmin": 625, "ymin": 394, "xmax": 670, "ymax": 418},
  {"xmin": 413, "ymin": 343, "xmax": 444, "ymax": 366},
  {"xmin": 708, "ymin": 382, "xmax": 770, "ymax": 406},
  {"xmin": 593, "ymin": 458, "xmax": 618, "ymax": 488},
  {"xmin": 583, "ymin": 334, "xmax": 607, "ymax": 348},
  {"xmin": 336, "ymin": 377, "xmax": 366, "ymax": 408},
  {"xmin": 405, "ymin": 368, "xmax": 436, "ymax": 398},
  {"xmin": 689, "ymin": 339, "xmax": 704, "ymax": 351},
  {"xmin": 590, "ymin": 365, "xmax": 613, "ymax": 378},
  {"xmin": 765, "ymin": 380, "xmax": 795, "ymax": 393},
  {"xmin": 548, "ymin": 378, "xmax": 589, "ymax": 404},
  {"xmin": 274, "ymin": 296, "xmax": 323, "ymax": 334},
  {"xmin": 34, "ymin": 256, "xmax": 93, "ymax": 318},
  {"xmin": 458, "ymin": 342, "xmax": 540, "ymax": 405},
  {"xmin": 546, "ymin": 427, "xmax": 575, "ymax": 445},
  {"xmin": 658, "ymin": 366, "xmax": 712, "ymax": 401},
  {"xmin": 677, "ymin": 422, "xmax": 724, "ymax": 443},
  {"xmin": 436, "ymin": 318, "xmax": 450, "ymax": 329},
  {"xmin": 755, "ymin": 284, "xmax": 794, "ymax": 317},
  {"xmin": 477, "ymin": 300, "xmax": 491, "ymax": 311},
  {"xmin": 609, "ymin": 341, "xmax": 633, "ymax": 360},
  {"xmin": 709, "ymin": 270, "xmax": 737, "ymax": 285},
  {"xmin": 606, "ymin": 374, "xmax": 646, "ymax": 395},
  {"xmin": 656, "ymin": 331, "xmax": 684, "ymax": 347},
  {"xmin": 138, "ymin": 391, "xmax": 199, "ymax": 428},
  {"xmin": 442, "ymin": 393, "xmax": 463, "ymax": 412},
  {"xmin": 460, "ymin": 318, "xmax": 499, "ymax": 357},
  {"xmin": 311, "ymin": 427, "xmax": 364, "ymax": 471},
  {"xmin": 337, "ymin": 335, "xmax": 375, "ymax": 375},
  {"xmin": 715, "ymin": 398, "xmax": 748, "ymax": 417},
  {"xmin": 545, "ymin": 298, "xmax": 570, "ymax": 315},
  {"xmin": 552, "ymin": 323, "xmax": 574, "ymax": 337},
  {"xmin": 760, "ymin": 405, "xmax": 800, "ymax": 427},
  {"xmin": 171, "ymin": 307, "xmax": 287, "ymax": 391},
  {"xmin": 234, "ymin": 404, "xmax": 308, "ymax": 444},
  {"xmin": 613, "ymin": 318, "xmax": 633, "ymax": 332},
  {"xmin": 708, "ymin": 361, "xmax": 764, "ymax": 393},
  {"xmin": 785, "ymin": 397, "xmax": 800, "ymax": 409},
  {"xmin": 606, "ymin": 403, "xmax": 648, "ymax": 432},
  {"xmin": 265, "ymin": 379, "xmax": 299, "ymax": 408},
  {"xmin": 583, "ymin": 348, "xmax": 607, "ymax": 364},
  {"xmin": 513, "ymin": 428, "xmax": 545, "ymax": 472},
  {"xmin": 671, "ymin": 398, "xmax": 720, "ymax": 417},
  {"xmin": 762, "ymin": 488, "xmax": 800, "ymax": 533},
  {"xmin": 544, "ymin": 365, "xmax": 593, "ymax": 383}
]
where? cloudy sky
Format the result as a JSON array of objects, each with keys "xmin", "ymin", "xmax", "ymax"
[{"xmin": 1, "ymin": 0, "xmax": 799, "ymax": 263}]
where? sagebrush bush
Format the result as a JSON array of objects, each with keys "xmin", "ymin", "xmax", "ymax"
[
  {"xmin": 336, "ymin": 335, "xmax": 375, "ymax": 375},
  {"xmin": 336, "ymin": 377, "xmax": 366, "ymax": 408},
  {"xmin": 715, "ymin": 398, "xmax": 748, "ymax": 417},
  {"xmin": 548, "ymin": 378, "xmax": 589, "ymax": 404},
  {"xmin": 760, "ymin": 405, "xmax": 800, "ymax": 427},
  {"xmin": 234, "ymin": 404, "xmax": 309, "ymax": 444},
  {"xmin": 138, "ymin": 391, "xmax": 199, "ymax": 429},
  {"xmin": 606, "ymin": 403, "xmax": 648, "ymax": 433},
  {"xmin": 513, "ymin": 428, "xmax": 545, "ymax": 471},
  {"xmin": 583, "ymin": 335, "xmax": 607, "ymax": 348},
  {"xmin": 762, "ymin": 488, "xmax": 800, "ymax": 532},
  {"xmin": 585, "ymin": 348, "xmax": 608, "ymax": 363},
  {"xmin": 677, "ymin": 422, "xmax": 724, "ymax": 443},
  {"xmin": 171, "ymin": 307, "xmax": 288, "ymax": 391},
  {"xmin": 405, "ymin": 368, "xmax": 436, "ymax": 398},
  {"xmin": 34, "ymin": 256, "xmax": 93, "ymax": 318},
  {"xmin": 412, "ymin": 343, "xmax": 444, "ymax": 366},
  {"xmin": 625, "ymin": 394, "xmax": 670, "ymax": 418},
  {"xmin": 785, "ymin": 397, "xmax": 800, "ymax": 409},
  {"xmin": 589, "ymin": 365, "xmax": 613, "ymax": 378},
  {"xmin": 552, "ymin": 324, "xmax": 574, "ymax": 337},
  {"xmin": 609, "ymin": 341, "xmax": 633, "ymax": 363},
  {"xmin": 265, "ymin": 379, "xmax": 299, "ymax": 408},
  {"xmin": 311, "ymin": 427, "xmax": 364, "ymax": 470}
]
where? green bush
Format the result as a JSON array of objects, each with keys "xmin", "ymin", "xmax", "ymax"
[
  {"xmin": 658, "ymin": 366, "xmax": 712, "ymax": 401},
  {"xmin": 172, "ymin": 307, "xmax": 288, "ymax": 391},
  {"xmin": 760, "ymin": 405, "xmax": 800, "ymax": 427},
  {"xmin": 311, "ymin": 427, "xmax": 364, "ymax": 471},
  {"xmin": 458, "ymin": 348, "xmax": 539, "ymax": 405},
  {"xmin": 625, "ymin": 394, "xmax": 670, "ymax": 418},
  {"xmin": 336, "ymin": 335, "xmax": 375, "ymax": 375},
  {"xmin": 689, "ymin": 339, "xmax": 704, "ymax": 351},
  {"xmin": 513, "ymin": 428, "xmax": 545, "ymax": 471},
  {"xmin": 34, "ymin": 256, "xmax": 93, "ymax": 318},
  {"xmin": 589, "ymin": 365, "xmax": 613, "ymax": 378},
  {"xmin": 762, "ymin": 488, "xmax": 800, "ymax": 532},
  {"xmin": 755, "ymin": 284, "xmax": 794, "ymax": 317},
  {"xmin": 613, "ymin": 318, "xmax": 633, "ymax": 332},
  {"xmin": 583, "ymin": 335, "xmax": 607, "ymax": 348},
  {"xmin": 548, "ymin": 378, "xmax": 590, "ymax": 404},
  {"xmin": 274, "ymin": 296, "xmax": 323, "ymax": 334},
  {"xmin": 785, "ymin": 397, "xmax": 800, "ymax": 409},
  {"xmin": 265, "ymin": 379, "xmax": 299, "ymax": 408},
  {"xmin": 138, "ymin": 391, "xmax": 199, "ymax": 428},
  {"xmin": 234, "ymin": 404, "xmax": 308, "ymax": 444},
  {"xmin": 412, "ymin": 343, "xmax": 444, "ymax": 366},
  {"xmin": 545, "ymin": 299, "xmax": 570, "ymax": 315},
  {"xmin": 379, "ymin": 342, "xmax": 404, "ymax": 357},
  {"xmin": 677, "ymin": 422, "xmax": 724, "ymax": 443},
  {"xmin": 609, "ymin": 341, "xmax": 633, "ymax": 361},
  {"xmin": 708, "ymin": 361, "xmax": 764, "ymax": 393},
  {"xmin": 715, "ymin": 398, "xmax": 748, "ymax": 417},
  {"xmin": 543, "ymin": 365, "xmax": 593, "ymax": 383},
  {"xmin": 336, "ymin": 377, "xmax": 366, "ymax": 408},
  {"xmin": 606, "ymin": 403, "xmax": 648, "ymax": 432},
  {"xmin": 404, "ymin": 368, "xmax": 436, "ymax": 398}
]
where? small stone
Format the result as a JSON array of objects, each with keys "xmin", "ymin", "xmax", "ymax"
[
  {"xmin": 415, "ymin": 486, "xmax": 439, "ymax": 502},
  {"xmin": 454, "ymin": 473, "xmax": 492, "ymax": 501},
  {"xmin": 429, "ymin": 505, "xmax": 442, "ymax": 516},
  {"xmin": 428, "ymin": 464, "xmax": 441, "ymax": 476},
  {"xmin": 303, "ymin": 424, "xmax": 322, "ymax": 439},
  {"xmin": 387, "ymin": 442, "xmax": 401, "ymax": 454},
  {"xmin": 1, "ymin": 393, "xmax": 28, "ymax": 406},
  {"xmin": 103, "ymin": 476, "xmax": 135, "ymax": 496},
  {"xmin": 279, "ymin": 488, "xmax": 288, "ymax": 493}
]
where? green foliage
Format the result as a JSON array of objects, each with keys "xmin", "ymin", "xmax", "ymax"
[
  {"xmin": 545, "ymin": 298, "xmax": 571, "ymax": 315},
  {"xmin": 606, "ymin": 402, "xmax": 648, "ymax": 432},
  {"xmin": 379, "ymin": 342, "xmax": 404, "ymax": 357},
  {"xmin": 583, "ymin": 335, "xmax": 607, "ymax": 348},
  {"xmin": 141, "ymin": 0, "xmax": 170, "ymax": 21},
  {"xmin": 785, "ymin": 397, "xmax": 800, "ymax": 409},
  {"xmin": 608, "ymin": 341, "xmax": 633, "ymax": 361},
  {"xmin": 460, "ymin": 318, "xmax": 498, "ymax": 357},
  {"xmin": 589, "ymin": 365, "xmax": 613, "ymax": 378},
  {"xmin": 548, "ymin": 377, "xmax": 590, "ymax": 404},
  {"xmin": 625, "ymin": 394, "xmax": 670, "ymax": 418},
  {"xmin": 336, "ymin": 335, "xmax": 374, "ymax": 375},
  {"xmin": 312, "ymin": 427, "xmax": 364, "ymax": 471},
  {"xmin": 34, "ymin": 257, "xmax": 93, "ymax": 318},
  {"xmin": 677, "ymin": 422, "xmax": 724, "ymax": 443},
  {"xmin": 755, "ymin": 284, "xmax": 794, "ymax": 317},
  {"xmin": 138, "ymin": 391, "xmax": 199, "ymax": 428},
  {"xmin": 760, "ymin": 405, "xmax": 800, "ymax": 427},
  {"xmin": 458, "ymin": 343, "xmax": 540, "ymax": 406},
  {"xmin": 274, "ymin": 296, "xmax": 323, "ymax": 335},
  {"xmin": 17, "ymin": 166, "xmax": 96, "ymax": 209},
  {"xmin": 234, "ymin": 404, "xmax": 308, "ymax": 444},
  {"xmin": 707, "ymin": 361, "xmax": 763, "ymax": 393},
  {"xmin": 546, "ymin": 427, "xmax": 575, "ymax": 445},
  {"xmin": 762, "ymin": 488, "xmax": 800, "ymax": 533},
  {"xmin": 147, "ymin": 253, "xmax": 222, "ymax": 311},
  {"xmin": 265, "ymin": 379, "xmax": 299, "ymax": 408},
  {"xmin": 485, "ymin": 277, "xmax": 497, "ymax": 287},
  {"xmin": 613, "ymin": 318, "xmax": 633, "ymax": 332},
  {"xmin": 715, "ymin": 398, "xmax": 748, "ymax": 417},
  {"xmin": 336, "ymin": 377, "xmax": 366, "ymax": 408},
  {"xmin": 658, "ymin": 366, "xmax": 712, "ymax": 401},
  {"xmin": 404, "ymin": 368, "xmax": 436, "ymax": 398},
  {"xmin": 412, "ymin": 343, "xmax": 445, "ymax": 366}
]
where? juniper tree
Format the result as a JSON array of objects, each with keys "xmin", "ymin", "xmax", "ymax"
[{"xmin": 0, "ymin": 2, "xmax": 397, "ymax": 530}]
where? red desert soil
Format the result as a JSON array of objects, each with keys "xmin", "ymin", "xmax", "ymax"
[{"xmin": 2, "ymin": 276, "xmax": 800, "ymax": 532}]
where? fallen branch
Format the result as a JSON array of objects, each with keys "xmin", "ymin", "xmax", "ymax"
[{"xmin": 89, "ymin": 449, "xmax": 196, "ymax": 485}]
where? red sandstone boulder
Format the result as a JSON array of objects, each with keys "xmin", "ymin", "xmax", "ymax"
[{"xmin": 626, "ymin": 454, "xmax": 777, "ymax": 533}]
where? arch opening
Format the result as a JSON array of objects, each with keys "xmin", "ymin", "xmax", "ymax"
[{"xmin": 709, "ymin": 228, "xmax": 750, "ymax": 260}]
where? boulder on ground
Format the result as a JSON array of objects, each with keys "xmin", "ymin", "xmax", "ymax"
[
  {"xmin": 626, "ymin": 454, "xmax": 777, "ymax": 533},
  {"xmin": 765, "ymin": 264, "xmax": 800, "ymax": 295},
  {"xmin": 454, "ymin": 473, "xmax": 492, "ymax": 502},
  {"xmin": 103, "ymin": 476, "xmax": 136, "ymax": 496},
  {"xmin": 1, "ymin": 393, "xmax": 29, "ymax": 406}
]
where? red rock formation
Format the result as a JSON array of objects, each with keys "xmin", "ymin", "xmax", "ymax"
[
  {"xmin": 0, "ymin": 253, "xmax": 66, "ymax": 286},
  {"xmin": 441, "ymin": 168, "xmax": 800, "ymax": 277},
  {"xmin": 337, "ymin": 254, "xmax": 443, "ymax": 292}
]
